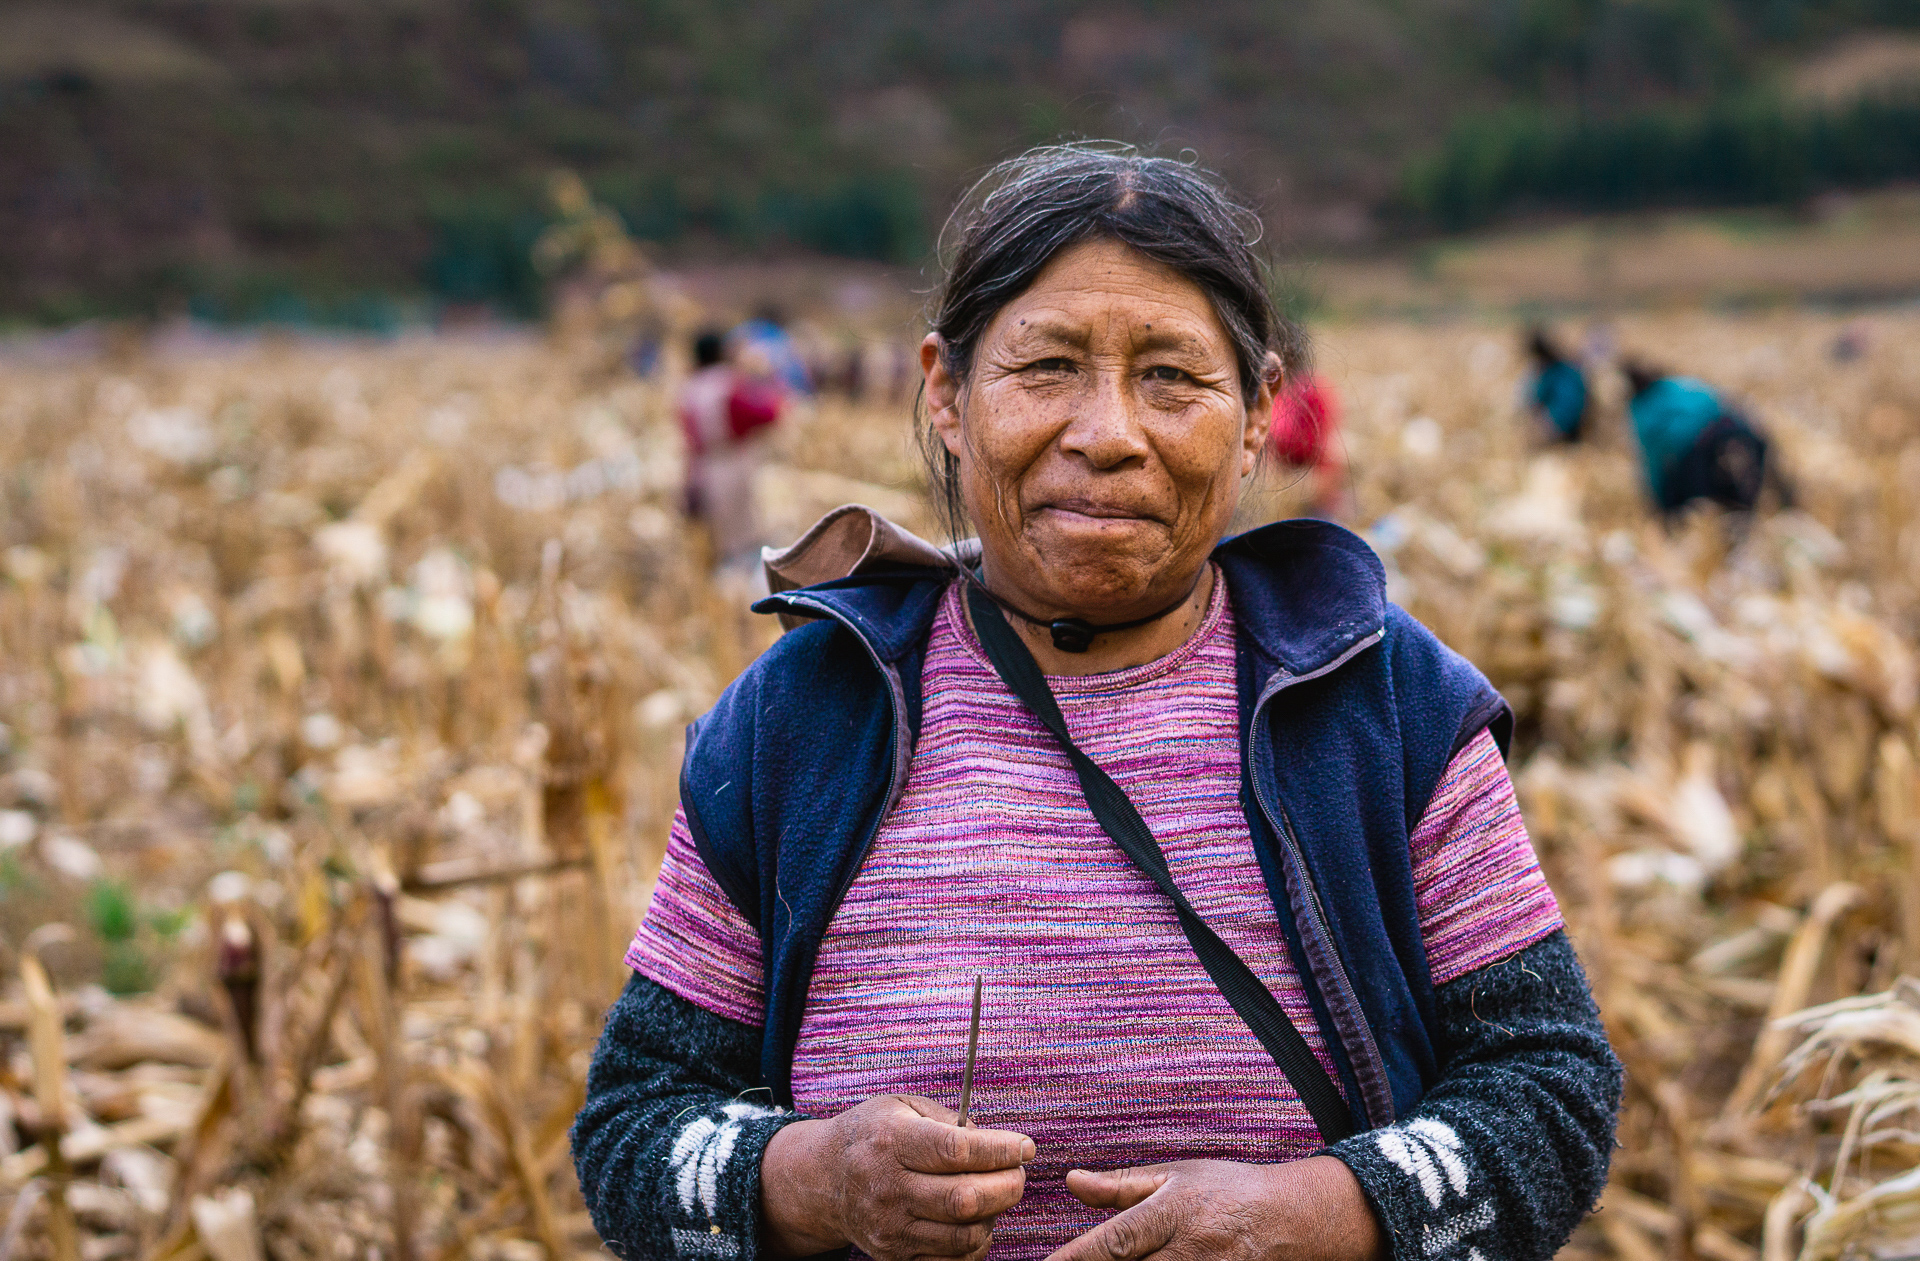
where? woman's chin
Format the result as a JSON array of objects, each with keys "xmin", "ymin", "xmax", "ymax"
[{"xmin": 1018, "ymin": 518, "xmax": 1181, "ymax": 613}]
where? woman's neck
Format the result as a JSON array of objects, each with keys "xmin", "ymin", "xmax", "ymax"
[{"xmin": 971, "ymin": 563, "xmax": 1217, "ymax": 677}]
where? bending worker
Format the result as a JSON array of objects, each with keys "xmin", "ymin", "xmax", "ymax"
[
  {"xmin": 1622, "ymin": 358, "xmax": 1781, "ymax": 517},
  {"xmin": 574, "ymin": 145, "xmax": 1621, "ymax": 1261},
  {"xmin": 1524, "ymin": 327, "xmax": 1588, "ymax": 443}
]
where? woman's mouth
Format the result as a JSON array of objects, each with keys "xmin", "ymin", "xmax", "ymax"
[{"xmin": 1037, "ymin": 499, "xmax": 1157, "ymax": 523}]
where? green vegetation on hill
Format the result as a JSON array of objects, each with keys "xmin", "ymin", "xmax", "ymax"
[
  {"xmin": 1406, "ymin": 89, "xmax": 1920, "ymax": 228},
  {"xmin": 3, "ymin": 0, "xmax": 1918, "ymax": 323}
]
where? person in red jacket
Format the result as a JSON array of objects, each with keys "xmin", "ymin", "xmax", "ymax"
[
  {"xmin": 679, "ymin": 329, "xmax": 783, "ymax": 565},
  {"xmin": 1269, "ymin": 372, "xmax": 1350, "ymax": 520}
]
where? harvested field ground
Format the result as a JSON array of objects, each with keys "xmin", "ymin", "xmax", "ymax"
[
  {"xmin": 1311, "ymin": 191, "xmax": 1920, "ymax": 313},
  {"xmin": 0, "ymin": 308, "xmax": 1917, "ymax": 1261}
]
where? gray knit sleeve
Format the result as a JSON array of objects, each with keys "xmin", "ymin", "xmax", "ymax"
[
  {"xmin": 1327, "ymin": 930, "xmax": 1622, "ymax": 1261},
  {"xmin": 572, "ymin": 973, "xmax": 816, "ymax": 1261}
]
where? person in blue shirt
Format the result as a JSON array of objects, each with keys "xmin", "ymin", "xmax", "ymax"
[
  {"xmin": 732, "ymin": 306, "xmax": 813, "ymax": 396},
  {"xmin": 1525, "ymin": 328, "xmax": 1587, "ymax": 443},
  {"xmin": 1622, "ymin": 360, "xmax": 1782, "ymax": 516}
]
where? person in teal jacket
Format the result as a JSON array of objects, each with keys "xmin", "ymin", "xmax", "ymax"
[
  {"xmin": 1622, "ymin": 360, "xmax": 1782, "ymax": 516},
  {"xmin": 1525, "ymin": 328, "xmax": 1587, "ymax": 443}
]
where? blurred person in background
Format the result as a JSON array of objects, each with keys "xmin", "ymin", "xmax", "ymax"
[
  {"xmin": 626, "ymin": 315, "xmax": 670, "ymax": 379},
  {"xmin": 578, "ymin": 144, "xmax": 1619, "ymax": 1261},
  {"xmin": 1622, "ymin": 359, "xmax": 1786, "ymax": 518},
  {"xmin": 1268, "ymin": 372, "xmax": 1350, "ymax": 519},
  {"xmin": 734, "ymin": 304, "xmax": 814, "ymax": 396},
  {"xmin": 679, "ymin": 328, "xmax": 783, "ymax": 568},
  {"xmin": 1523, "ymin": 328, "xmax": 1588, "ymax": 443}
]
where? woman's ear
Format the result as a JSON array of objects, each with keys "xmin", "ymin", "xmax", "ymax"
[
  {"xmin": 1241, "ymin": 351, "xmax": 1284, "ymax": 476},
  {"xmin": 922, "ymin": 334, "xmax": 965, "ymax": 457}
]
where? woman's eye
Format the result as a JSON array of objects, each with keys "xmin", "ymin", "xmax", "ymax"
[
  {"xmin": 1145, "ymin": 365, "xmax": 1190, "ymax": 383},
  {"xmin": 1027, "ymin": 358, "xmax": 1075, "ymax": 373}
]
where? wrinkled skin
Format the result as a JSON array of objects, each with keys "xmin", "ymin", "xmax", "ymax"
[
  {"xmin": 762, "ymin": 1095, "xmax": 1033, "ymax": 1261},
  {"xmin": 922, "ymin": 237, "xmax": 1277, "ymax": 676},
  {"xmin": 1047, "ymin": 1156, "xmax": 1383, "ymax": 1261}
]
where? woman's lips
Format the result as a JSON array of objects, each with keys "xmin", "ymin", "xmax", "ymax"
[{"xmin": 1036, "ymin": 499, "xmax": 1158, "ymax": 523}]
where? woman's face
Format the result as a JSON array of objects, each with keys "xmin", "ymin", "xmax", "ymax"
[{"xmin": 924, "ymin": 237, "xmax": 1276, "ymax": 620}]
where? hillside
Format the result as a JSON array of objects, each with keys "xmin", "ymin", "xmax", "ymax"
[{"xmin": 3, "ymin": 0, "xmax": 1918, "ymax": 322}]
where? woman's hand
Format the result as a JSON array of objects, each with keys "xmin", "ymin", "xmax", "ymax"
[
  {"xmin": 761, "ymin": 1094, "xmax": 1034, "ymax": 1261},
  {"xmin": 1045, "ymin": 1154, "xmax": 1384, "ymax": 1261}
]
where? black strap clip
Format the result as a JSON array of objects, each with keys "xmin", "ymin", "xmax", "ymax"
[{"xmin": 1047, "ymin": 619, "xmax": 1097, "ymax": 653}]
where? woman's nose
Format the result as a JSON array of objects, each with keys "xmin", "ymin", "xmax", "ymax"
[{"xmin": 1057, "ymin": 367, "xmax": 1149, "ymax": 470}]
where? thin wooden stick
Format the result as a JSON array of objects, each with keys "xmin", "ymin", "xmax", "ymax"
[{"xmin": 957, "ymin": 976, "xmax": 982, "ymax": 1129}]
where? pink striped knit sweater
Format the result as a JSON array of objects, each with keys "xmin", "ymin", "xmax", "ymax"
[{"xmin": 629, "ymin": 573, "xmax": 1561, "ymax": 1259}]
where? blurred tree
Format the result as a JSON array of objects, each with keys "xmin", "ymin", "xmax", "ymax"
[
  {"xmin": 5, "ymin": 0, "xmax": 1920, "ymax": 320},
  {"xmin": 1404, "ymin": 88, "xmax": 1920, "ymax": 227}
]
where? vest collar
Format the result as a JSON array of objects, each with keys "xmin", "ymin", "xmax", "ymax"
[
  {"xmin": 754, "ymin": 565, "xmax": 952, "ymax": 663},
  {"xmin": 753, "ymin": 519, "xmax": 1388, "ymax": 674},
  {"xmin": 1213, "ymin": 520, "xmax": 1388, "ymax": 677}
]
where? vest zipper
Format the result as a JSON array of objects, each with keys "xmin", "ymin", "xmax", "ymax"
[
  {"xmin": 1246, "ymin": 627, "xmax": 1394, "ymax": 1130},
  {"xmin": 776, "ymin": 595, "xmax": 913, "ymax": 923}
]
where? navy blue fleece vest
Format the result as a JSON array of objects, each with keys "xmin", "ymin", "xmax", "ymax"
[{"xmin": 676, "ymin": 520, "xmax": 1509, "ymax": 1135}]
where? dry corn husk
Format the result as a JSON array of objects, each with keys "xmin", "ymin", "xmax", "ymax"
[{"xmin": 0, "ymin": 307, "xmax": 1914, "ymax": 1259}]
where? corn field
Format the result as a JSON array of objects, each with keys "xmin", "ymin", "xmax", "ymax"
[{"xmin": 0, "ymin": 307, "xmax": 1916, "ymax": 1261}]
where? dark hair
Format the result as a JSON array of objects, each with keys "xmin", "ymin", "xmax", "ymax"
[
  {"xmin": 693, "ymin": 329, "xmax": 726, "ymax": 368},
  {"xmin": 1621, "ymin": 357, "xmax": 1665, "ymax": 398},
  {"xmin": 918, "ymin": 143, "xmax": 1302, "ymax": 541},
  {"xmin": 1527, "ymin": 327, "xmax": 1564, "ymax": 366}
]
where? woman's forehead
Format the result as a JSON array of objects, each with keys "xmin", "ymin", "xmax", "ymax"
[{"xmin": 983, "ymin": 239, "xmax": 1231, "ymax": 352}]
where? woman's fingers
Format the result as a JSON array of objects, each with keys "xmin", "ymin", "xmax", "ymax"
[
  {"xmin": 898, "ymin": 1167, "xmax": 1027, "ymax": 1223},
  {"xmin": 896, "ymin": 1113, "xmax": 1036, "ymax": 1174},
  {"xmin": 1042, "ymin": 1199, "xmax": 1176, "ymax": 1261},
  {"xmin": 894, "ymin": 1215, "xmax": 995, "ymax": 1257},
  {"xmin": 1064, "ymin": 1166, "xmax": 1172, "ymax": 1210},
  {"xmin": 825, "ymin": 1095, "xmax": 1033, "ymax": 1261},
  {"xmin": 899, "ymin": 1094, "xmax": 961, "ymax": 1125}
]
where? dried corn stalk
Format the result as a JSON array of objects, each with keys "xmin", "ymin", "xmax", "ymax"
[{"xmin": 0, "ymin": 307, "xmax": 1913, "ymax": 1260}]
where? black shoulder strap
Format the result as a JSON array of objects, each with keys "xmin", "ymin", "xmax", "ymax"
[{"xmin": 965, "ymin": 585, "xmax": 1358, "ymax": 1143}]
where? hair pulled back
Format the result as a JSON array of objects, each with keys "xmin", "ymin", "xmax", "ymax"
[{"xmin": 919, "ymin": 143, "xmax": 1304, "ymax": 541}]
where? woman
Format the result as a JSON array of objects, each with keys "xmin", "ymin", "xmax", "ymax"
[
  {"xmin": 679, "ymin": 328, "xmax": 785, "ymax": 568},
  {"xmin": 574, "ymin": 146, "xmax": 1620, "ymax": 1261}
]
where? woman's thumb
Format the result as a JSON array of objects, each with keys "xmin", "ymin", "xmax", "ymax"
[{"xmin": 1064, "ymin": 1166, "xmax": 1169, "ymax": 1210}]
